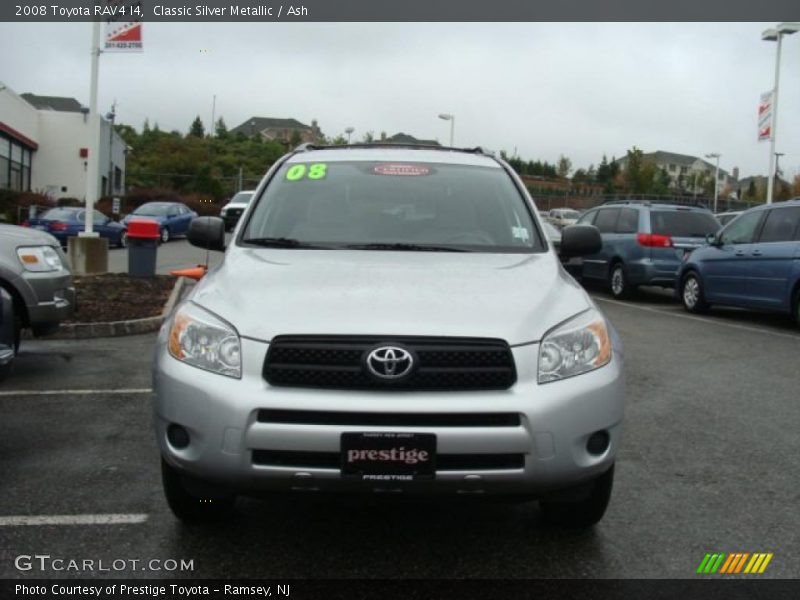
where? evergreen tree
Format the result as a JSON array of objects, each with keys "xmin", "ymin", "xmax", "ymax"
[{"xmin": 188, "ymin": 116, "xmax": 205, "ymax": 138}]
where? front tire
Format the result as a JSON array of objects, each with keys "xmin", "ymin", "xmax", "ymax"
[
  {"xmin": 160, "ymin": 227, "xmax": 171, "ymax": 244},
  {"xmin": 161, "ymin": 459, "xmax": 235, "ymax": 523},
  {"xmin": 540, "ymin": 465, "xmax": 615, "ymax": 529},
  {"xmin": 681, "ymin": 272, "xmax": 709, "ymax": 314},
  {"xmin": 117, "ymin": 231, "xmax": 127, "ymax": 249}
]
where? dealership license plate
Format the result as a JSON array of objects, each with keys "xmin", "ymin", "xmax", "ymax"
[{"xmin": 340, "ymin": 432, "xmax": 436, "ymax": 481}]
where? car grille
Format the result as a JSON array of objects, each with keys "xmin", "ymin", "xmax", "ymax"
[
  {"xmin": 257, "ymin": 409, "xmax": 520, "ymax": 427},
  {"xmin": 263, "ymin": 335, "xmax": 517, "ymax": 391},
  {"xmin": 252, "ymin": 450, "xmax": 525, "ymax": 471}
]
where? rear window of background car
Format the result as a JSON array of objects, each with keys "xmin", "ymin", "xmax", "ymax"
[
  {"xmin": 650, "ymin": 211, "xmax": 719, "ymax": 238},
  {"xmin": 616, "ymin": 208, "xmax": 639, "ymax": 233}
]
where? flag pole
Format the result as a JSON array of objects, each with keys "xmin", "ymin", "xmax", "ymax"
[{"xmin": 81, "ymin": 20, "xmax": 102, "ymax": 236}]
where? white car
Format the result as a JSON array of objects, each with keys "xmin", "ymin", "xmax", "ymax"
[
  {"xmin": 220, "ymin": 190, "xmax": 255, "ymax": 231},
  {"xmin": 549, "ymin": 208, "xmax": 581, "ymax": 228}
]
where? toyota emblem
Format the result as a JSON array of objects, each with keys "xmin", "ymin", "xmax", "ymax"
[{"xmin": 366, "ymin": 346, "xmax": 414, "ymax": 380}]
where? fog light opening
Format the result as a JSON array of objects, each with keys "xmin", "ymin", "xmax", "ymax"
[
  {"xmin": 167, "ymin": 424, "xmax": 190, "ymax": 449},
  {"xmin": 586, "ymin": 430, "xmax": 610, "ymax": 456}
]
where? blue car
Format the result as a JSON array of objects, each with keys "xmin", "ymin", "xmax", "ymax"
[
  {"xmin": 122, "ymin": 202, "xmax": 197, "ymax": 243},
  {"xmin": 26, "ymin": 207, "xmax": 127, "ymax": 248},
  {"xmin": 679, "ymin": 199, "xmax": 800, "ymax": 326},
  {"xmin": 575, "ymin": 201, "xmax": 720, "ymax": 297}
]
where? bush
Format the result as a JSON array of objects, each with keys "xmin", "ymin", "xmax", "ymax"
[{"xmin": 0, "ymin": 190, "xmax": 55, "ymax": 224}]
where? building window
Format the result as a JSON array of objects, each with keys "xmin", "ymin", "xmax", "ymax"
[
  {"xmin": 669, "ymin": 164, "xmax": 676, "ymax": 172},
  {"xmin": 114, "ymin": 166, "xmax": 122, "ymax": 191},
  {"xmin": 0, "ymin": 133, "xmax": 33, "ymax": 191}
]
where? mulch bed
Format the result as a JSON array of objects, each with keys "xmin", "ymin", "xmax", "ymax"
[{"xmin": 68, "ymin": 273, "xmax": 176, "ymax": 323}]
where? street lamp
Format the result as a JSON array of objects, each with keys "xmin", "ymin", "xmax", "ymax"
[
  {"xmin": 762, "ymin": 22, "xmax": 799, "ymax": 204},
  {"xmin": 705, "ymin": 153, "xmax": 721, "ymax": 213},
  {"xmin": 438, "ymin": 113, "xmax": 455, "ymax": 147},
  {"xmin": 344, "ymin": 126, "xmax": 354, "ymax": 143}
]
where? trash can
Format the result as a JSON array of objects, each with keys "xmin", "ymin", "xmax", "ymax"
[{"xmin": 127, "ymin": 219, "xmax": 160, "ymax": 277}]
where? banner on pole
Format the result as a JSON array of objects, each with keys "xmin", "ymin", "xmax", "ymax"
[
  {"xmin": 757, "ymin": 91, "xmax": 773, "ymax": 142},
  {"xmin": 104, "ymin": 1, "xmax": 143, "ymax": 52}
]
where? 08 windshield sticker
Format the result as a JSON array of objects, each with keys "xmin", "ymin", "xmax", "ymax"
[
  {"xmin": 373, "ymin": 163, "xmax": 431, "ymax": 177},
  {"xmin": 285, "ymin": 163, "xmax": 327, "ymax": 181}
]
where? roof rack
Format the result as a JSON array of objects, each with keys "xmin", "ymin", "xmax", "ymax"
[
  {"xmin": 602, "ymin": 198, "xmax": 710, "ymax": 209},
  {"xmin": 292, "ymin": 142, "xmax": 494, "ymax": 157}
]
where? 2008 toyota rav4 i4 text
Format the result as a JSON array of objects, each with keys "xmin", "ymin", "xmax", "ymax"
[{"xmin": 153, "ymin": 144, "xmax": 624, "ymax": 528}]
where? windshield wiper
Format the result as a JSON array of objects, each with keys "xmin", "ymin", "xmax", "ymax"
[
  {"xmin": 243, "ymin": 237, "xmax": 336, "ymax": 249},
  {"xmin": 344, "ymin": 242, "xmax": 469, "ymax": 252}
]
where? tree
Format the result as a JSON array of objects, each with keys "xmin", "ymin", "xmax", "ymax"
[
  {"xmin": 188, "ymin": 116, "xmax": 205, "ymax": 138},
  {"xmin": 361, "ymin": 131, "xmax": 375, "ymax": 143},
  {"xmin": 214, "ymin": 117, "xmax": 228, "ymax": 139},
  {"xmin": 622, "ymin": 147, "xmax": 645, "ymax": 193},
  {"xmin": 557, "ymin": 155, "xmax": 572, "ymax": 179},
  {"xmin": 793, "ymin": 174, "xmax": 800, "ymax": 196}
]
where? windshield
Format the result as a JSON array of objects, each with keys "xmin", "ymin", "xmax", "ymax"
[
  {"xmin": 133, "ymin": 203, "xmax": 171, "ymax": 217},
  {"xmin": 651, "ymin": 210, "xmax": 720, "ymax": 237},
  {"xmin": 243, "ymin": 160, "xmax": 543, "ymax": 252},
  {"xmin": 230, "ymin": 192, "xmax": 254, "ymax": 205},
  {"xmin": 41, "ymin": 208, "xmax": 79, "ymax": 220}
]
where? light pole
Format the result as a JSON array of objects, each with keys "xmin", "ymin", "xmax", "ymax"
[
  {"xmin": 344, "ymin": 126, "xmax": 354, "ymax": 143},
  {"xmin": 705, "ymin": 153, "xmax": 721, "ymax": 213},
  {"xmin": 438, "ymin": 113, "xmax": 454, "ymax": 147},
  {"xmin": 762, "ymin": 23, "xmax": 799, "ymax": 204}
]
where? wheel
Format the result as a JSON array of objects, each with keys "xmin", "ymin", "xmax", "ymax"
[
  {"xmin": 608, "ymin": 263, "xmax": 633, "ymax": 298},
  {"xmin": 540, "ymin": 465, "xmax": 615, "ymax": 529},
  {"xmin": 0, "ymin": 291, "xmax": 16, "ymax": 382},
  {"xmin": 681, "ymin": 272, "xmax": 709, "ymax": 314},
  {"xmin": 161, "ymin": 459, "xmax": 235, "ymax": 523},
  {"xmin": 117, "ymin": 231, "xmax": 127, "ymax": 249},
  {"xmin": 792, "ymin": 287, "xmax": 800, "ymax": 328},
  {"xmin": 160, "ymin": 227, "xmax": 171, "ymax": 244}
]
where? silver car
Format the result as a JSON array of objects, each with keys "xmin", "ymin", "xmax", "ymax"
[
  {"xmin": 0, "ymin": 224, "xmax": 75, "ymax": 350},
  {"xmin": 154, "ymin": 145, "xmax": 624, "ymax": 527}
]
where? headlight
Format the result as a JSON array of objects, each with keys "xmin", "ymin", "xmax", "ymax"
[
  {"xmin": 17, "ymin": 246, "xmax": 64, "ymax": 272},
  {"xmin": 168, "ymin": 302, "xmax": 241, "ymax": 378},
  {"xmin": 538, "ymin": 308, "xmax": 612, "ymax": 383}
]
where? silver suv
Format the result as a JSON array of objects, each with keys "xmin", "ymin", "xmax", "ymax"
[
  {"xmin": 154, "ymin": 145, "xmax": 624, "ymax": 527},
  {"xmin": 0, "ymin": 224, "xmax": 76, "ymax": 358}
]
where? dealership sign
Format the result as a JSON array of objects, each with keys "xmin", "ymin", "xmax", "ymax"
[{"xmin": 104, "ymin": 1, "xmax": 143, "ymax": 52}]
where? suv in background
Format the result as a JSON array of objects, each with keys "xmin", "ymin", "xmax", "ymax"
[
  {"xmin": 679, "ymin": 199, "xmax": 800, "ymax": 325},
  {"xmin": 576, "ymin": 201, "xmax": 720, "ymax": 298},
  {"xmin": 0, "ymin": 224, "xmax": 76, "ymax": 355},
  {"xmin": 220, "ymin": 190, "xmax": 255, "ymax": 231},
  {"xmin": 154, "ymin": 144, "xmax": 624, "ymax": 528}
]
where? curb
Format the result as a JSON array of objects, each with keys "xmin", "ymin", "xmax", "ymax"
[{"xmin": 26, "ymin": 276, "xmax": 188, "ymax": 340}]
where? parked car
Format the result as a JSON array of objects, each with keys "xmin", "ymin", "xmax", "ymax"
[
  {"xmin": 220, "ymin": 191, "xmax": 255, "ymax": 231},
  {"xmin": 575, "ymin": 201, "xmax": 721, "ymax": 298},
  {"xmin": 154, "ymin": 144, "xmax": 623, "ymax": 528},
  {"xmin": 0, "ymin": 288, "xmax": 14, "ymax": 381},
  {"xmin": 0, "ymin": 224, "xmax": 76, "ymax": 348},
  {"xmin": 714, "ymin": 211, "xmax": 743, "ymax": 227},
  {"xmin": 25, "ymin": 207, "xmax": 127, "ymax": 248},
  {"xmin": 549, "ymin": 208, "xmax": 581, "ymax": 228},
  {"xmin": 122, "ymin": 202, "xmax": 197, "ymax": 243},
  {"xmin": 679, "ymin": 199, "xmax": 800, "ymax": 326}
]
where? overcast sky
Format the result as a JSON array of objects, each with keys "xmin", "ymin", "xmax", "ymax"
[{"xmin": 1, "ymin": 22, "xmax": 799, "ymax": 179}]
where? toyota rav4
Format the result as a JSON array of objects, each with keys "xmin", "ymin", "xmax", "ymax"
[{"xmin": 153, "ymin": 144, "xmax": 624, "ymax": 528}]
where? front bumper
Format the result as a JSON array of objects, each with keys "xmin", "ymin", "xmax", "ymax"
[
  {"xmin": 16, "ymin": 270, "xmax": 76, "ymax": 335},
  {"xmin": 153, "ymin": 335, "xmax": 624, "ymax": 497}
]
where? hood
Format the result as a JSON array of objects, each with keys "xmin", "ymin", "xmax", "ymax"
[
  {"xmin": 190, "ymin": 249, "xmax": 593, "ymax": 346},
  {"xmin": 0, "ymin": 224, "xmax": 60, "ymax": 246}
]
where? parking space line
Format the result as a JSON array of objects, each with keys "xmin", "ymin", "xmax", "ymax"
[
  {"xmin": 0, "ymin": 388, "xmax": 153, "ymax": 397},
  {"xmin": 593, "ymin": 296, "xmax": 800, "ymax": 341},
  {"xmin": 0, "ymin": 514, "xmax": 149, "ymax": 527}
]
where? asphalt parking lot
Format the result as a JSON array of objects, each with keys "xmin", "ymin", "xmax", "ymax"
[{"xmin": 1, "ymin": 249, "xmax": 798, "ymax": 579}]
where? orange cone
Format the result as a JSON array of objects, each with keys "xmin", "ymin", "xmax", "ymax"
[{"xmin": 170, "ymin": 266, "xmax": 207, "ymax": 280}]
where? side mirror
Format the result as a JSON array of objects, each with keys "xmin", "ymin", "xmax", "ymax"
[
  {"xmin": 559, "ymin": 225, "xmax": 602, "ymax": 258},
  {"xmin": 188, "ymin": 217, "xmax": 226, "ymax": 252}
]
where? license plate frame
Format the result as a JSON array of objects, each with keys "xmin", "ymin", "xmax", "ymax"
[{"xmin": 340, "ymin": 432, "xmax": 436, "ymax": 481}]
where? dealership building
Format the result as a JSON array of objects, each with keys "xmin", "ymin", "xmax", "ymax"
[{"xmin": 0, "ymin": 81, "xmax": 126, "ymax": 200}]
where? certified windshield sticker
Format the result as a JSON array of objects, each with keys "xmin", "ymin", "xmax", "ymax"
[
  {"xmin": 373, "ymin": 163, "xmax": 431, "ymax": 177},
  {"xmin": 512, "ymin": 227, "xmax": 530, "ymax": 241},
  {"xmin": 285, "ymin": 163, "xmax": 327, "ymax": 181}
]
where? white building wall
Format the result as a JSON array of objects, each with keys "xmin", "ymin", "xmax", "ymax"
[
  {"xmin": 30, "ymin": 110, "xmax": 125, "ymax": 200},
  {"xmin": 0, "ymin": 84, "xmax": 39, "ymax": 142}
]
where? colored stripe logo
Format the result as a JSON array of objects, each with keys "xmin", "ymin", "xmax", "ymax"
[{"xmin": 696, "ymin": 553, "xmax": 773, "ymax": 574}]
